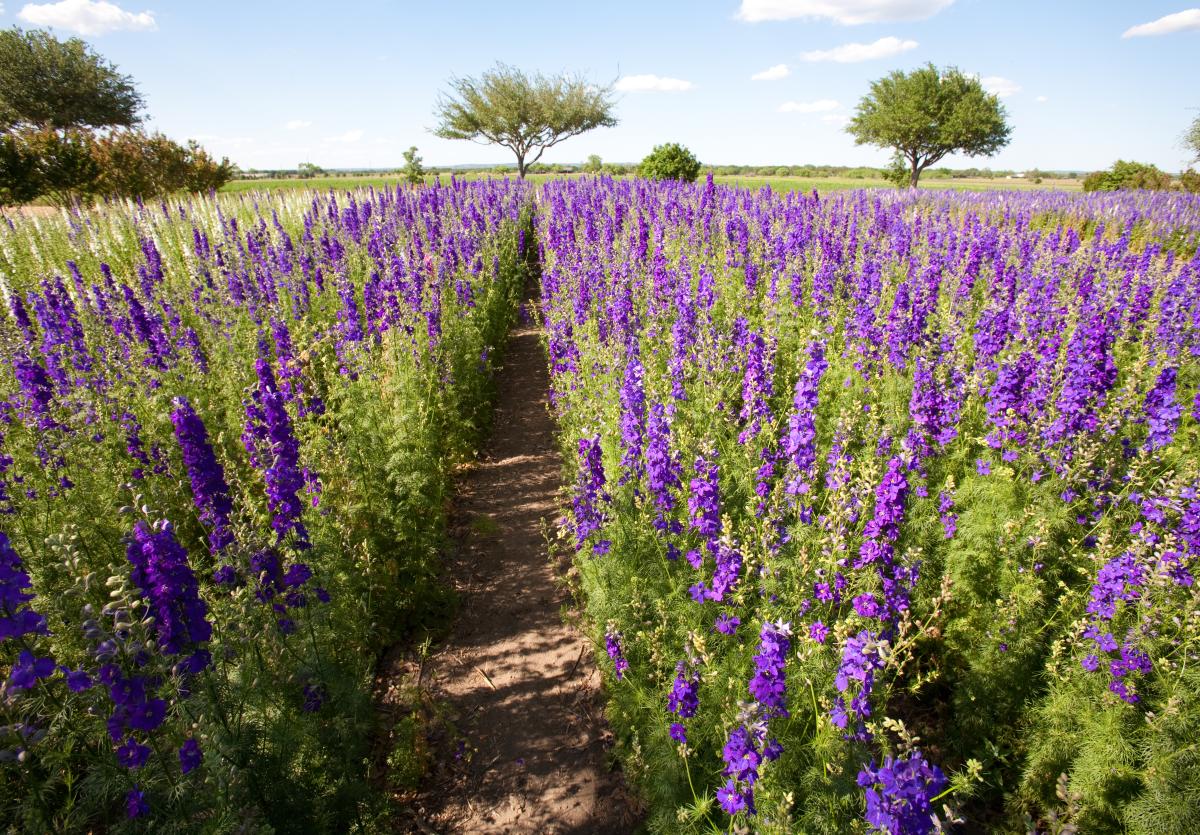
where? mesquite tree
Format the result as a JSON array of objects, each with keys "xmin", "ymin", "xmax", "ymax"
[
  {"xmin": 847, "ymin": 64, "xmax": 1011, "ymax": 188},
  {"xmin": 433, "ymin": 63, "xmax": 616, "ymax": 177}
]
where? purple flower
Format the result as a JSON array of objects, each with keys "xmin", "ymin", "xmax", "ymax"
[
  {"xmin": 784, "ymin": 340, "xmax": 827, "ymax": 503},
  {"xmin": 572, "ymin": 434, "xmax": 610, "ymax": 552},
  {"xmin": 809, "ymin": 620, "xmax": 829, "ymax": 643},
  {"xmin": 1143, "ymin": 366, "xmax": 1180, "ymax": 450},
  {"xmin": 604, "ymin": 628, "xmax": 629, "ymax": 680},
  {"xmin": 179, "ymin": 738, "xmax": 202, "ymax": 774},
  {"xmin": 1, "ymin": 532, "xmax": 49, "ymax": 642},
  {"xmin": 715, "ymin": 613, "xmax": 741, "ymax": 635},
  {"xmin": 617, "ymin": 345, "xmax": 646, "ymax": 485},
  {"xmin": 669, "ymin": 722, "xmax": 687, "ymax": 744},
  {"xmin": 7, "ymin": 650, "xmax": 56, "ymax": 692},
  {"xmin": 63, "ymin": 667, "xmax": 93, "ymax": 692},
  {"xmin": 857, "ymin": 750, "xmax": 947, "ymax": 835},
  {"xmin": 171, "ymin": 397, "xmax": 235, "ymax": 552},
  {"xmin": 126, "ymin": 521, "xmax": 212, "ymax": 657},
  {"xmin": 667, "ymin": 662, "xmax": 700, "ymax": 719},
  {"xmin": 126, "ymin": 787, "xmax": 149, "ymax": 819},
  {"xmin": 116, "ymin": 736, "xmax": 152, "ymax": 769},
  {"xmin": 748, "ymin": 620, "xmax": 792, "ymax": 716},
  {"xmin": 246, "ymin": 354, "xmax": 310, "ymax": 545}
]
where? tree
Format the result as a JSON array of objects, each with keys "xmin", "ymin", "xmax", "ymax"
[
  {"xmin": 847, "ymin": 64, "xmax": 1011, "ymax": 188},
  {"xmin": 1081, "ymin": 160, "xmax": 1171, "ymax": 192},
  {"xmin": 297, "ymin": 162, "xmax": 324, "ymax": 179},
  {"xmin": 1184, "ymin": 112, "xmax": 1200, "ymax": 163},
  {"xmin": 402, "ymin": 146, "xmax": 425, "ymax": 185},
  {"xmin": 0, "ymin": 131, "xmax": 41, "ymax": 207},
  {"xmin": 91, "ymin": 132, "xmax": 235, "ymax": 198},
  {"xmin": 433, "ymin": 63, "xmax": 616, "ymax": 178},
  {"xmin": 0, "ymin": 27, "xmax": 144, "ymax": 131},
  {"xmin": 638, "ymin": 143, "xmax": 701, "ymax": 182},
  {"xmin": 582, "ymin": 153, "xmax": 603, "ymax": 173}
]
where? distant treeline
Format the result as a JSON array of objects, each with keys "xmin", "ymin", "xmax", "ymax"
[{"xmin": 236, "ymin": 163, "xmax": 1082, "ymax": 181}]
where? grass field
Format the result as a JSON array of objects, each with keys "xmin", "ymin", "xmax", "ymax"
[{"xmin": 219, "ymin": 172, "xmax": 1084, "ymax": 195}]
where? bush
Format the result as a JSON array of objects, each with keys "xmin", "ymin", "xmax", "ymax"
[
  {"xmin": 1180, "ymin": 169, "xmax": 1200, "ymax": 193},
  {"xmin": 1082, "ymin": 160, "xmax": 1172, "ymax": 192},
  {"xmin": 0, "ymin": 127, "xmax": 233, "ymax": 205},
  {"xmin": 637, "ymin": 142, "xmax": 701, "ymax": 182}
]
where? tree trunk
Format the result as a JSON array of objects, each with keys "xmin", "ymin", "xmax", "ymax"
[
  {"xmin": 909, "ymin": 160, "xmax": 920, "ymax": 189},
  {"xmin": 516, "ymin": 153, "xmax": 526, "ymax": 179}
]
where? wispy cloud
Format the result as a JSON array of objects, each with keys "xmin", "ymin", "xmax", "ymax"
[
  {"xmin": 821, "ymin": 113, "xmax": 850, "ymax": 125},
  {"xmin": 615, "ymin": 74, "xmax": 694, "ymax": 92},
  {"xmin": 285, "ymin": 120, "xmax": 313, "ymax": 130},
  {"xmin": 980, "ymin": 75, "xmax": 1021, "ymax": 98},
  {"xmin": 1122, "ymin": 8, "xmax": 1200, "ymax": 37},
  {"xmin": 738, "ymin": 0, "xmax": 953, "ymax": 24},
  {"xmin": 777, "ymin": 99, "xmax": 841, "ymax": 113},
  {"xmin": 751, "ymin": 63, "xmax": 790, "ymax": 81},
  {"xmin": 18, "ymin": 0, "xmax": 156, "ymax": 35},
  {"xmin": 326, "ymin": 129, "xmax": 364, "ymax": 143},
  {"xmin": 1035, "ymin": 95, "xmax": 1049, "ymax": 103},
  {"xmin": 801, "ymin": 36, "xmax": 917, "ymax": 63}
]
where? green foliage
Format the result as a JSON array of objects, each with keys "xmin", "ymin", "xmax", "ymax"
[
  {"xmin": 0, "ymin": 27, "xmax": 143, "ymax": 131},
  {"xmin": 1181, "ymin": 169, "xmax": 1200, "ymax": 193},
  {"xmin": 1081, "ymin": 160, "xmax": 1172, "ymax": 192},
  {"xmin": 91, "ymin": 130, "xmax": 235, "ymax": 198},
  {"xmin": 847, "ymin": 63, "xmax": 1012, "ymax": 187},
  {"xmin": 433, "ymin": 62, "xmax": 617, "ymax": 177},
  {"xmin": 583, "ymin": 153, "xmax": 603, "ymax": 173},
  {"xmin": 637, "ymin": 143, "xmax": 701, "ymax": 182},
  {"xmin": 15, "ymin": 126, "xmax": 101, "ymax": 206},
  {"xmin": 0, "ymin": 127, "xmax": 233, "ymax": 205},
  {"xmin": 297, "ymin": 162, "xmax": 325, "ymax": 178},
  {"xmin": 401, "ymin": 145, "xmax": 424, "ymax": 185},
  {"xmin": 0, "ymin": 129, "xmax": 40, "ymax": 206}
]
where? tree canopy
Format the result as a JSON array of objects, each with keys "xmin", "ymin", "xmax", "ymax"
[
  {"xmin": 1081, "ymin": 160, "xmax": 1171, "ymax": 192},
  {"xmin": 1184, "ymin": 112, "xmax": 1200, "ymax": 163},
  {"xmin": 433, "ymin": 63, "xmax": 616, "ymax": 177},
  {"xmin": 637, "ymin": 143, "xmax": 701, "ymax": 182},
  {"xmin": 0, "ymin": 27, "xmax": 144, "ymax": 131},
  {"xmin": 846, "ymin": 64, "xmax": 1011, "ymax": 188}
]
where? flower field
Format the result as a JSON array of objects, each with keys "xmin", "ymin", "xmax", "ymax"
[
  {"xmin": 4, "ymin": 174, "xmax": 1200, "ymax": 833},
  {"xmin": 543, "ymin": 178, "xmax": 1200, "ymax": 833},
  {"xmin": 0, "ymin": 181, "xmax": 530, "ymax": 830}
]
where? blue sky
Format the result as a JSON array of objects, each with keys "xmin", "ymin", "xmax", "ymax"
[{"xmin": 5, "ymin": 0, "xmax": 1199, "ymax": 171}]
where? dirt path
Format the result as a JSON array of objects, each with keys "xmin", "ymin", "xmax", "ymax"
[{"xmin": 383, "ymin": 305, "xmax": 637, "ymax": 834}]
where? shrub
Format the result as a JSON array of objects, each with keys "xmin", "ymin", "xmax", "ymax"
[
  {"xmin": 637, "ymin": 142, "xmax": 701, "ymax": 182},
  {"xmin": 1082, "ymin": 160, "xmax": 1171, "ymax": 192}
]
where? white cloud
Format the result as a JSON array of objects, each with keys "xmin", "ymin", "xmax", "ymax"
[
  {"xmin": 821, "ymin": 113, "xmax": 850, "ymax": 125},
  {"xmin": 778, "ymin": 99, "xmax": 841, "ymax": 113},
  {"xmin": 326, "ymin": 129, "xmax": 364, "ymax": 143},
  {"xmin": 981, "ymin": 75, "xmax": 1021, "ymax": 98},
  {"xmin": 801, "ymin": 36, "xmax": 918, "ymax": 63},
  {"xmin": 615, "ymin": 74, "xmax": 694, "ymax": 92},
  {"xmin": 285, "ymin": 120, "xmax": 313, "ymax": 130},
  {"xmin": 751, "ymin": 63, "xmax": 790, "ymax": 81},
  {"xmin": 1035, "ymin": 95, "xmax": 1048, "ymax": 103},
  {"xmin": 1122, "ymin": 8, "xmax": 1200, "ymax": 37},
  {"xmin": 738, "ymin": 0, "xmax": 953, "ymax": 24},
  {"xmin": 18, "ymin": 0, "xmax": 156, "ymax": 35}
]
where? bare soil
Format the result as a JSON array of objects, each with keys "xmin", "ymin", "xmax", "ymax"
[{"xmin": 377, "ymin": 309, "xmax": 639, "ymax": 834}]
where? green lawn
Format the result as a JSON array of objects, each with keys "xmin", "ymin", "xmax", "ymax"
[{"xmin": 220, "ymin": 172, "xmax": 1084, "ymax": 195}]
